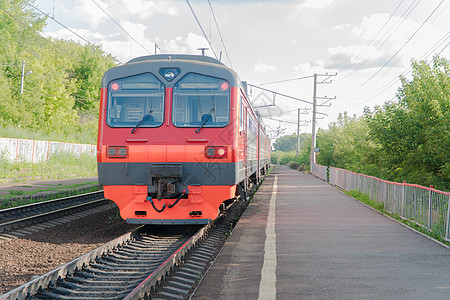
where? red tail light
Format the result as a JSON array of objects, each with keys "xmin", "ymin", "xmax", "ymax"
[
  {"xmin": 107, "ymin": 146, "xmax": 128, "ymax": 158},
  {"xmin": 205, "ymin": 146, "xmax": 227, "ymax": 159}
]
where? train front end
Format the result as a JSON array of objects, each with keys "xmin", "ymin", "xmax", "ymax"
[{"xmin": 97, "ymin": 55, "xmax": 240, "ymax": 224}]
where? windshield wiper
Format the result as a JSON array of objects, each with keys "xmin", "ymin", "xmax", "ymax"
[
  {"xmin": 131, "ymin": 109, "xmax": 153, "ymax": 134},
  {"xmin": 195, "ymin": 108, "xmax": 214, "ymax": 134}
]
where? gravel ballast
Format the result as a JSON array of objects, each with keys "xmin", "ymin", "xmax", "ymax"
[{"xmin": 0, "ymin": 206, "xmax": 137, "ymax": 294}]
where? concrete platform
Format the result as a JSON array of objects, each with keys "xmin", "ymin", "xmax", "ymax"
[{"xmin": 192, "ymin": 166, "xmax": 450, "ymax": 299}]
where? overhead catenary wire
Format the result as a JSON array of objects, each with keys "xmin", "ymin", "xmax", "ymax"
[
  {"xmin": 0, "ymin": 5, "xmax": 96, "ymax": 68},
  {"xmin": 208, "ymin": 0, "xmax": 233, "ymax": 68},
  {"xmin": 339, "ymin": 0, "xmax": 422, "ymax": 80},
  {"xmin": 25, "ymin": 1, "xmax": 92, "ymax": 46},
  {"xmin": 0, "ymin": 80, "xmax": 98, "ymax": 111},
  {"xmin": 90, "ymin": 0, "xmax": 153, "ymax": 56},
  {"xmin": 338, "ymin": 0, "xmax": 407, "ymax": 74},
  {"xmin": 248, "ymin": 84, "xmax": 312, "ymax": 104},
  {"xmin": 2, "ymin": 2, "xmax": 120, "ymax": 100},
  {"xmin": 341, "ymin": 0, "xmax": 445, "ymax": 96},
  {"xmin": 258, "ymin": 75, "xmax": 315, "ymax": 86},
  {"xmin": 337, "ymin": 32, "xmax": 449, "ymax": 109},
  {"xmin": 186, "ymin": 0, "xmax": 219, "ymax": 59}
]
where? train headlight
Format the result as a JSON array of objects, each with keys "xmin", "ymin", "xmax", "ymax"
[
  {"xmin": 107, "ymin": 146, "xmax": 128, "ymax": 158},
  {"xmin": 118, "ymin": 147, "xmax": 127, "ymax": 156},
  {"xmin": 108, "ymin": 147, "xmax": 117, "ymax": 156},
  {"xmin": 206, "ymin": 147, "xmax": 216, "ymax": 157},
  {"xmin": 205, "ymin": 146, "xmax": 227, "ymax": 159}
]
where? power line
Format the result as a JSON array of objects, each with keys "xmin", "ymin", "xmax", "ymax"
[
  {"xmin": 0, "ymin": 80, "xmax": 97, "ymax": 110},
  {"xmin": 339, "ymin": 0, "xmax": 407, "ymax": 74},
  {"xmin": 248, "ymin": 84, "xmax": 312, "ymax": 104},
  {"xmin": 261, "ymin": 116, "xmax": 298, "ymax": 125},
  {"xmin": 338, "ymin": 33, "xmax": 449, "ymax": 109},
  {"xmin": 342, "ymin": 0, "xmax": 445, "ymax": 96},
  {"xmin": 258, "ymin": 75, "xmax": 315, "ymax": 86},
  {"xmin": 25, "ymin": 1, "xmax": 92, "ymax": 46},
  {"xmin": 90, "ymin": 0, "xmax": 153, "ymax": 56},
  {"xmin": 0, "ymin": 5, "xmax": 95, "ymax": 68},
  {"xmin": 185, "ymin": 0, "xmax": 218, "ymax": 59},
  {"xmin": 339, "ymin": 0, "xmax": 422, "ymax": 80},
  {"xmin": 208, "ymin": 0, "xmax": 232, "ymax": 68}
]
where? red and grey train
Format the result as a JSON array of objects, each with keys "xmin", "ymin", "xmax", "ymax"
[{"xmin": 97, "ymin": 54, "xmax": 270, "ymax": 224}]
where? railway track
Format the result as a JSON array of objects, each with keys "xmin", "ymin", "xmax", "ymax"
[
  {"xmin": 2, "ymin": 189, "xmax": 253, "ymax": 299},
  {"xmin": 0, "ymin": 191, "xmax": 108, "ymax": 234},
  {"xmin": 2, "ymin": 223, "xmax": 206, "ymax": 299}
]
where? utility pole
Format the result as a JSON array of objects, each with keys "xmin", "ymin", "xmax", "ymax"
[
  {"xmin": 297, "ymin": 108, "xmax": 308, "ymax": 157},
  {"xmin": 310, "ymin": 73, "xmax": 337, "ymax": 166},
  {"xmin": 20, "ymin": 60, "xmax": 32, "ymax": 95},
  {"xmin": 274, "ymin": 121, "xmax": 285, "ymax": 165},
  {"xmin": 310, "ymin": 73, "xmax": 317, "ymax": 165},
  {"xmin": 20, "ymin": 60, "xmax": 25, "ymax": 94}
]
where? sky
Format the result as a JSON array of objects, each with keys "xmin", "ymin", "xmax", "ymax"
[{"xmin": 35, "ymin": 0, "xmax": 449, "ymax": 139}]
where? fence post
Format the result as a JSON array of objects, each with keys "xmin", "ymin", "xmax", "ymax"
[
  {"xmin": 445, "ymin": 195, "xmax": 450, "ymax": 241},
  {"xmin": 428, "ymin": 187, "xmax": 432, "ymax": 229},
  {"xmin": 401, "ymin": 181, "xmax": 405, "ymax": 218}
]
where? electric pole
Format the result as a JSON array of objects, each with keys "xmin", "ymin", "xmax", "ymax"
[
  {"xmin": 274, "ymin": 121, "xmax": 285, "ymax": 165},
  {"xmin": 20, "ymin": 60, "xmax": 32, "ymax": 95},
  {"xmin": 310, "ymin": 73, "xmax": 337, "ymax": 167},
  {"xmin": 297, "ymin": 108, "xmax": 308, "ymax": 157}
]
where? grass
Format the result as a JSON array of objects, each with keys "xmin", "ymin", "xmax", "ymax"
[
  {"xmin": 0, "ymin": 150, "xmax": 100, "ymax": 209},
  {"xmin": 0, "ymin": 125, "xmax": 96, "ymax": 144},
  {"xmin": 4, "ymin": 182, "xmax": 96, "ymax": 198},
  {"xmin": 0, "ymin": 185, "xmax": 101, "ymax": 209},
  {"xmin": 0, "ymin": 152, "xmax": 97, "ymax": 183},
  {"xmin": 345, "ymin": 189, "xmax": 450, "ymax": 247}
]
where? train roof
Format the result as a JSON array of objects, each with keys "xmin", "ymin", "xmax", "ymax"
[
  {"xmin": 126, "ymin": 54, "xmax": 225, "ymax": 66},
  {"xmin": 102, "ymin": 54, "xmax": 238, "ymax": 88}
]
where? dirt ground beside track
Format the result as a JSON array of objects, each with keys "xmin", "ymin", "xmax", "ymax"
[{"xmin": 0, "ymin": 206, "xmax": 138, "ymax": 294}]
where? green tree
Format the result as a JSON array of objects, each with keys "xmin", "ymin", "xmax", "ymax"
[
  {"xmin": 317, "ymin": 112, "xmax": 375, "ymax": 173},
  {"xmin": 0, "ymin": 0, "xmax": 118, "ymax": 142},
  {"xmin": 365, "ymin": 56, "xmax": 449, "ymax": 189}
]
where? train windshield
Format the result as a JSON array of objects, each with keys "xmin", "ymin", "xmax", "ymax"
[
  {"xmin": 107, "ymin": 73, "xmax": 164, "ymax": 128},
  {"xmin": 172, "ymin": 73, "xmax": 230, "ymax": 128}
]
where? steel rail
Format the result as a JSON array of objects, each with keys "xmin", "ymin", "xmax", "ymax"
[
  {"xmin": 124, "ymin": 222, "xmax": 213, "ymax": 300},
  {"xmin": 0, "ymin": 191, "xmax": 107, "ymax": 233},
  {"xmin": 1, "ymin": 224, "xmax": 207, "ymax": 300},
  {"xmin": 2, "ymin": 227, "xmax": 143, "ymax": 300},
  {"xmin": 1, "ymin": 180, "xmax": 264, "ymax": 299}
]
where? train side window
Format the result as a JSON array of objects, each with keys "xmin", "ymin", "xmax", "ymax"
[
  {"xmin": 107, "ymin": 73, "xmax": 165, "ymax": 128},
  {"xmin": 172, "ymin": 73, "xmax": 230, "ymax": 128}
]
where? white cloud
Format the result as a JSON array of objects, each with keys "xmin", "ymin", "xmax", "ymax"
[
  {"xmin": 351, "ymin": 13, "xmax": 425, "ymax": 48},
  {"xmin": 328, "ymin": 44, "xmax": 383, "ymax": 63},
  {"xmin": 119, "ymin": 0, "xmax": 177, "ymax": 18},
  {"xmin": 163, "ymin": 33, "xmax": 211, "ymax": 56},
  {"xmin": 122, "ymin": 21, "xmax": 147, "ymax": 42},
  {"xmin": 352, "ymin": 13, "xmax": 390, "ymax": 40},
  {"xmin": 254, "ymin": 63, "xmax": 277, "ymax": 73},
  {"xmin": 294, "ymin": 60, "xmax": 324, "ymax": 74},
  {"xmin": 298, "ymin": 0, "xmax": 334, "ymax": 10},
  {"xmin": 74, "ymin": 0, "xmax": 108, "ymax": 28},
  {"xmin": 44, "ymin": 28, "xmax": 106, "ymax": 44},
  {"xmin": 333, "ymin": 23, "xmax": 351, "ymax": 31}
]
